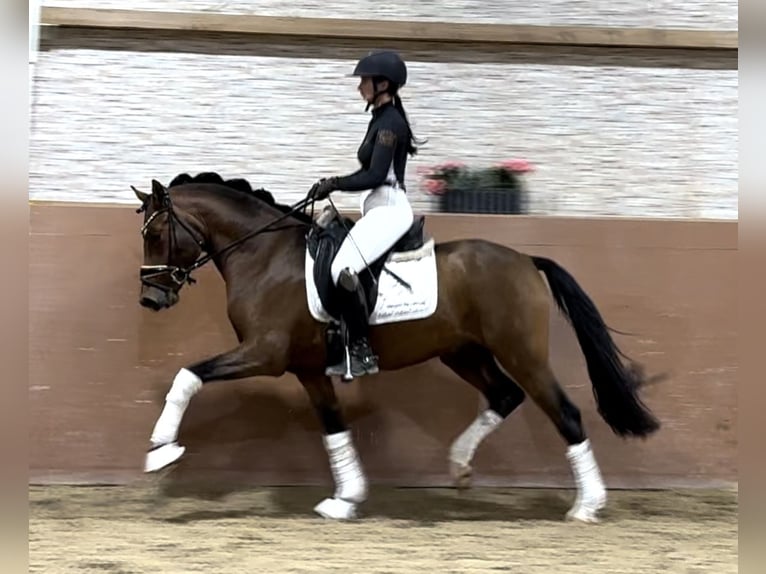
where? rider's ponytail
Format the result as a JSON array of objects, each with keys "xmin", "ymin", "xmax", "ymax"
[
  {"xmin": 392, "ymin": 92, "xmax": 426, "ymax": 157},
  {"xmin": 373, "ymin": 74, "xmax": 427, "ymax": 156}
]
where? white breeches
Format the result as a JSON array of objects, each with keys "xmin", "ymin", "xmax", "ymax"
[{"xmin": 330, "ymin": 182, "xmax": 414, "ymax": 285}]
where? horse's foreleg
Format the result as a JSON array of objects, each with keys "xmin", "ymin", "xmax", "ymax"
[
  {"xmin": 441, "ymin": 344, "xmax": 526, "ymax": 488},
  {"xmin": 298, "ymin": 374, "xmax": 367, "ymax": 520},
  {"xmin": 144, "ymin": 367, "xmax": 202, "ymax": 472},
  {"xmin": 144, "ymin": 341, "xmax": 284, "ymax": 473}
]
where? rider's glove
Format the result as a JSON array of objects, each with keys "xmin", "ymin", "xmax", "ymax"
[{"xmin": 309, "ymin": 177, "xmax": 338, "ymax": 201}]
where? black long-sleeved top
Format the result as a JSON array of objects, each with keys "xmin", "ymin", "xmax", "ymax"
[{"xmin": 334, "ymin": 101, "xmax": 409, "ymax": 192}]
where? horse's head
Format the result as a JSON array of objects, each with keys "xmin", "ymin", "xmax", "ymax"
[{"xmin": 132, "ymin": 179, "xmax": 205, "ymax": 311}]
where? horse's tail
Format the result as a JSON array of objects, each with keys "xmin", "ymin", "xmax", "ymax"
[{"xmin": 531, "ymin": 255, "xmax": 662, "ymax": 438}]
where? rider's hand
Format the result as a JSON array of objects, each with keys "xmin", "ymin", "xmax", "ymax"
[{"xmin": 309, "ymin": 177, "xmax": 338, "ymax": 201}]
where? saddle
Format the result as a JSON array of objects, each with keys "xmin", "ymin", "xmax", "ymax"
[{"xmin": 306, "ymin": 208, "xmax": 426, "ymax": 321}]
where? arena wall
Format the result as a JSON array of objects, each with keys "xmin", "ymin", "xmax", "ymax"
[{"xmin": 29, "ymin": 203, "xmax": 737, "ymax": 489}]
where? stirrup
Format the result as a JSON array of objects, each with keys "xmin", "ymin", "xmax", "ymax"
[
  {"xmin": 324, "ymin": 343, "xmax": 378, "ymax": 381},
  {"xmin": 349, "ymin": 339, "xmax": 379, "ymax": 378},
  {"xmin": 324, "ymin": 348, "xmax": 357, "ymax": 382},
  {"xmin": 325, "ymin": 350, "xmax": 351, "ymax": 379}
]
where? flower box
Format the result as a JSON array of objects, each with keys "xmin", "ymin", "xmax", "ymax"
[
  {"xmin": 440, "ymin": 186, "xmax": 525, "ymax": 214},
  {"xmin": 419, "ymin": 159, "xmax": 533, "ymax": 215}
]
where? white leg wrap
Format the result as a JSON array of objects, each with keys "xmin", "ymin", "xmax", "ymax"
[
  {"xmin": 566, "ymin": 439, "xmax": 607, "ymax": 523},
  {"xmin": 322, "ymin": 430, "xmax": 368, "ymax": 504},
  {"xmin": 448, "ymin": 409, "xmax": 503, "ymax": 488},
  {"xmin": 449, "ymin": 409, "xmax": 504, "ymax": 467},
  {"xmin": 314, "ymin": 497, "xmax": 358, "ymax": 521},
  {"xmin": 149, "ymin": 368, "xmax": 203, "ymax": 447}
]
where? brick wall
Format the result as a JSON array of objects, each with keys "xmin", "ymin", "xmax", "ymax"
[{"xmin": 30, "ymin": 14, "xmax": 737, "ymax": 218}]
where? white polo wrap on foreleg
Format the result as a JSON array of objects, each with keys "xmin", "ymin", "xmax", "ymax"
[
  {"xmin": 323, "ymin": 430, "xmax": 368, "ymax": 503},
  {"xmin": 149, "ymin": 368, "xmax": 203, "ymax": 447}
]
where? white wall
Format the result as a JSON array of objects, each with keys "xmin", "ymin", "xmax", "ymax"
[{"xmin": 29, "ymin": 9, "xmax": 738, "ymax": 219}]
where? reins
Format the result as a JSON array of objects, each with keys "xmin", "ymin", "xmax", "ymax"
[
  {"xmin": 182, "ymin": 195, "xmax": 315, "ymax": 274},
  {"xmin": 137, "ymin": 189, "xmax": 316, "ymax": 289}
]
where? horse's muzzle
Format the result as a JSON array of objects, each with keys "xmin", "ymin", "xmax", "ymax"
[{"xmin": 139, "ymin": 285, "xmax": 179, "ymax": 311}]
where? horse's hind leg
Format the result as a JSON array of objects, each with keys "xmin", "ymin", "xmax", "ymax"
[
  {"xmin": 144, "ymin": 341, "xmax": 285, "ymax": 473},
  {"xmin": 441, "ymin": 343, "xmax": 526, "ymax": 489},
  {"xmin": 298, "ymin": 374, "xmax": 367, "ymax": 521},
  {"xmin": 491, "ymin": 341, "xmax": 607, "ymax": 523}
]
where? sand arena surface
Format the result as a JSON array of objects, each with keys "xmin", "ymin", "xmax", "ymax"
[{"xmin": 29, "ymin": 484, "xmax": 737, "ymax": 573}]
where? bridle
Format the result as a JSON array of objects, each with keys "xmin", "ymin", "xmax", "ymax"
[
  {"xmin": 137, "ymin": 192, "xmax": 205, "ymax": 291},
  {"xmin": 134, "ymin": 185, "xmax": 315, "ymax": 295}
]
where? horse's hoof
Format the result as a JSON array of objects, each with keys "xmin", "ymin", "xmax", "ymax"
[
  {"xmin": 566, "ymin": 505, "xmax": 603, "ymax": 523},
  {"xmin": 144, "ymin": 442, "xmax": 185, "ymax": 473},
  {"xmin": 566, "ymin": 494, "xmax": 606, "ymax": 523},
  {"xmin": 449, "ymin": 461, "xmax": 473, "ymax": 490},
  {"xmin": 314, "ymin": 497, "xmax": 358, "ymax": 520}
]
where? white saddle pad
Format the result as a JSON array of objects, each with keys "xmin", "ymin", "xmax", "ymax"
[{"xmin": 305, "ymin": 238, "xmax": 439, "ymax": 325}]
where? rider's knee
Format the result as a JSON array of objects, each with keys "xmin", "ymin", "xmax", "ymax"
[
  {"xmin": 330, "ymin": 258, "xmax": 349, "ymax": 286},
  {"xmin": 337, "ymin": 267, "xmax": 359, "ymax": 292},
  {"xmin": 395, "ymin": 203, "xmax": 414, "ymax": 230}
]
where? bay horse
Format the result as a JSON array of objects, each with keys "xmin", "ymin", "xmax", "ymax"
[{"xmin": 132, "ymin": 172, "xmax": 661, "ymax": 523}]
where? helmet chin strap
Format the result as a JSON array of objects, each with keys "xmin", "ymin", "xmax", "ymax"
[{"xmin": 365, "ymin": 79, "xmax": 388, "ymax": 111}]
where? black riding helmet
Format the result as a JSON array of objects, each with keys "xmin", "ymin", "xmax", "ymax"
[
  {"xmin": 351, "ymin": 50, "xmax": 408, "ymax": 87},
  {"xmin": 351, "ymin": 51, "xmax": 407, "ymax": 110}
]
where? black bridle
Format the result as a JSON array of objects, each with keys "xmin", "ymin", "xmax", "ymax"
[{"xmin": 135, "ymin": 186, "xmax": 315, "ymax": 294}]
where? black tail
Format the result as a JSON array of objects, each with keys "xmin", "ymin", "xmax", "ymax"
[{"xmin": 531, "ymin": 255, "xmax": 662, "ymax": 438}]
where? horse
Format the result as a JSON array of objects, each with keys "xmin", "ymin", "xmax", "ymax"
[{"xmin": 132, "ymin": 171, "xmax": 661, "ymax": 523}]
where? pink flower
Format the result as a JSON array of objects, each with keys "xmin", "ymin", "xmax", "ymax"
[
  {"xmin": 499, "ymin": 158, "xmax": 534, "ymax": 173},
  {"xmin": 416, "ymin": 165, "xmax": 434, "ymax": 176},
  {"xmin": 424, "ymin": 178, "xmax": 447, "ymax": 195}
]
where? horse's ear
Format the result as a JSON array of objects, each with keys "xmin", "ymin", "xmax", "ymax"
[
  {"xmin": 131, "ymin": 184, "xmax": 150, "ymax": 205},
  {"xmin": 151, "ymin": 179, "xmax": 170, "ymax": 208},
  {"xmin": 151, "ymin": 179, "xmax": 167, "ymax": 198}
]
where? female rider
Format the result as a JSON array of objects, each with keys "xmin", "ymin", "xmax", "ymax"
[{"xmin": 309, "ymin": 50, "xmax": 423, "ymax": 379}]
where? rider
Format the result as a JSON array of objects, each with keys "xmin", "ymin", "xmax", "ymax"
[{"xmin": 309, "ymin": 50, "xmax": 422, "ymax": 379}]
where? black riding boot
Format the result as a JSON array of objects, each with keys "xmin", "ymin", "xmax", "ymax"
[{"xmin": 324, "ymin": 268, "xmax": 379, "ymax": 380}]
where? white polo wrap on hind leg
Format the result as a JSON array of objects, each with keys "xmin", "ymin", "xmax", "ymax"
[
  {"xmin": 566, "ymin": 439, "xmax": 607, "ymax": 522},
  {"xmin": 449, "ymin": 409, "xmax": 504, "ymax": 467},
  {"xmin": 149, "ymin": 368, "xmax": 203, "ymax": 447}
]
